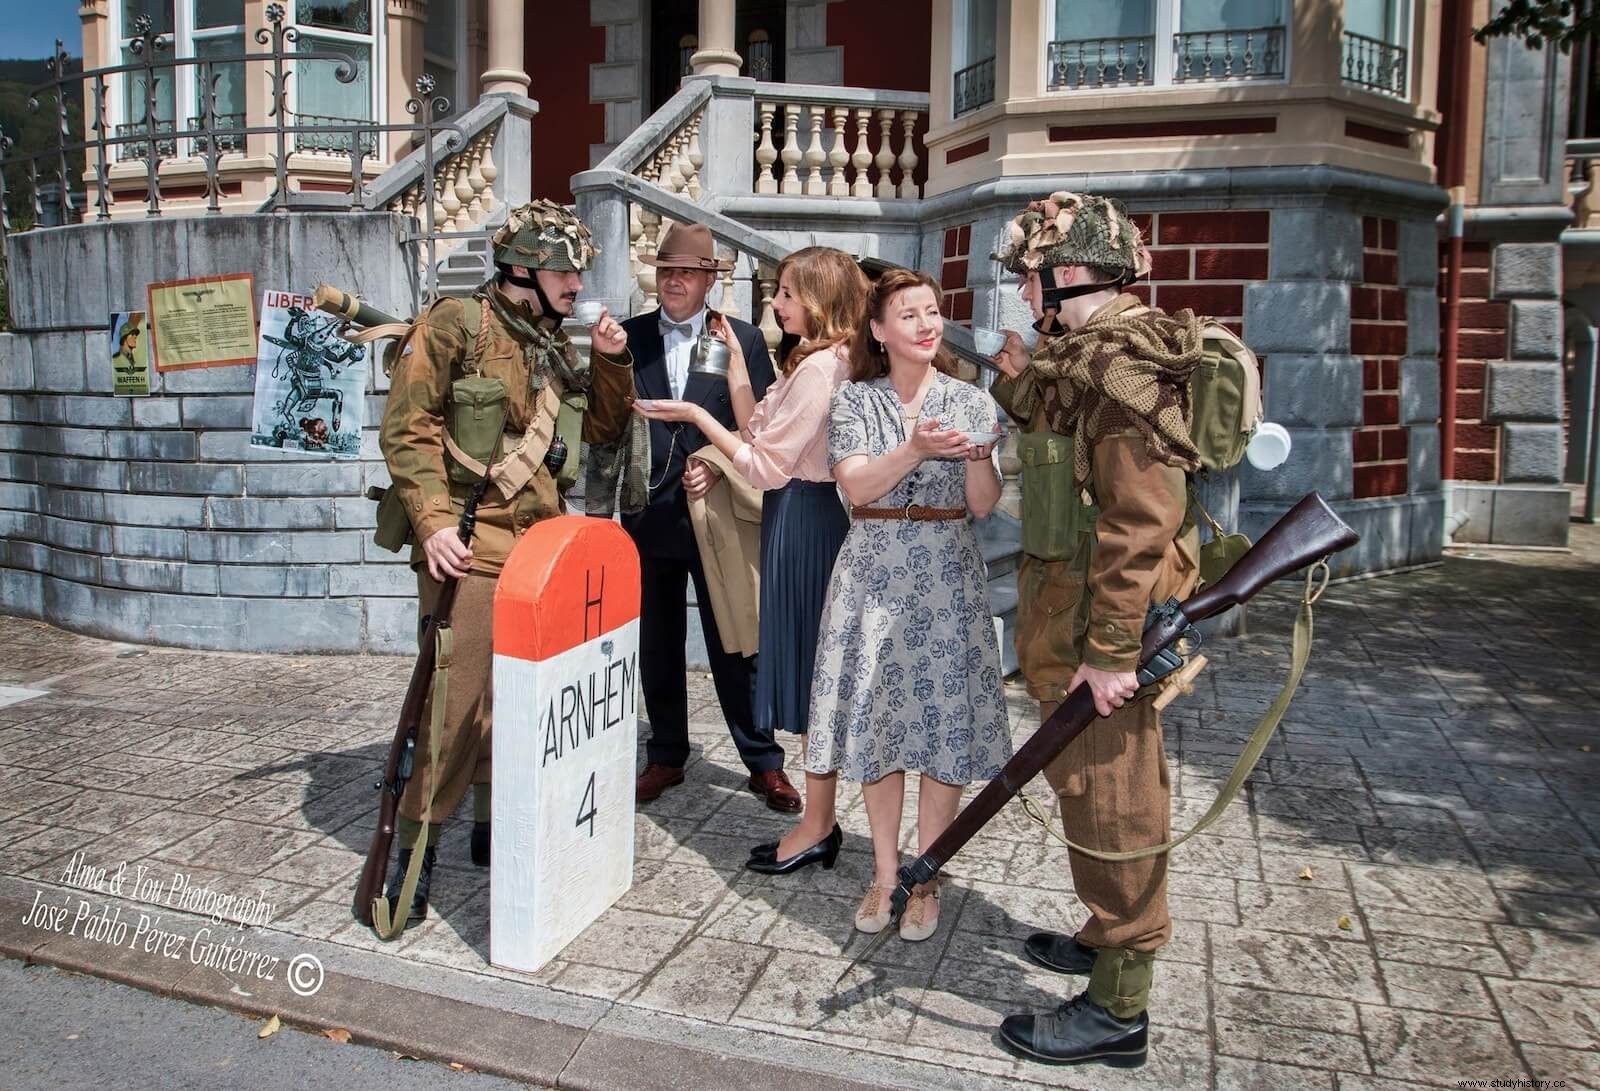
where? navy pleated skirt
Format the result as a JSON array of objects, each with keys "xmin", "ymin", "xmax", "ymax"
[{"xmin": 754, "ymin": 479, "xmax": 849, "ymax": 735}]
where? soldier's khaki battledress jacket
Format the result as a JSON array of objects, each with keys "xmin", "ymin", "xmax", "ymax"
[{"xmin": 379, "ymin": 290, "xmax": 636, "ymax": 570}]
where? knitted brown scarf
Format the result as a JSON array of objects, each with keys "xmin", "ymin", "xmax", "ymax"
[{"xmin": 1009, "ymin": 294, "xmax": 1204, "ymax": 483}]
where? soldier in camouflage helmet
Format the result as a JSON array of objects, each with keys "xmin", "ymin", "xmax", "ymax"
[
  {"xmin": 376, "ymin": 199, "xmax": 637, "ymax": 927},
  {"xmin": 985, "ymin": 191, "xmax": 1207, "ymax": 1068}
]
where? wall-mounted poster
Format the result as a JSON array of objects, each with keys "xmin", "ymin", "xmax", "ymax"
[
  {"xmin": 250, "ymin": 289, "xmax": 369, "ymax": 458},
  {"xmin": 108, "ymin": 311, "xmax": 151, "ymax": 396},
  {"xmin": 147, "ymin": 273, "xmax": 257, "ymax": 371}
]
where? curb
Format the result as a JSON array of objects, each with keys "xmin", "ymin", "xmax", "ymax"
[{"xmin": 0, "ymin": 889, "xmax": 881, "ymax": 1091}]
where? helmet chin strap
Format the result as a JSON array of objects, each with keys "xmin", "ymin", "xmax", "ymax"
[
  {"xmin": 496, "ymin": 264, "xmax": 562, "ymax": 321},
  {"xmin": 1038, "ymin": 265, "xmax": 1136, "ymax": 312}
]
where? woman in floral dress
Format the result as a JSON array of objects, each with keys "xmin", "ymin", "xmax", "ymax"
[{"xmin": 807, "ymin": 269, "xmax": 1012, "ymax": 943}]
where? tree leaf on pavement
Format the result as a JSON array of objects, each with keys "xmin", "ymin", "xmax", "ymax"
[
  {"xmin": 258, "ymin": 1015, "xmax": 281, "ymax": 1039},
  {"xmin": 1336, "ymin": 915, "xmax": 1353, "ymax": 931},
  {"xmin": 1297, "ymin": 866, "xmax": 1315, "ymax": 881},
  {"xmin": 324, "ymin": 1028, "xmax": 351, "ymax": 1044}
]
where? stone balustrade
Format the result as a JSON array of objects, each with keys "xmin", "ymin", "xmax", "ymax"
[
  {"xmin": 751, "ymin": 85, "xmax": 928, "ymax": 200},
  {"xmin": 384, "ymin": 121, "xmax": 502, "ymax": 235},
  {"xmin": 1568, "ymin": 143, "xmax": 1598, "ymax": 231}
]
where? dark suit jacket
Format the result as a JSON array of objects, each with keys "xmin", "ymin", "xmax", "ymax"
[{"xmin": 621, "ymin": 307, "xmax": 776, "ymax": 559}]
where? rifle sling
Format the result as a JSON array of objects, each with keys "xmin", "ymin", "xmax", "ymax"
[
  {"xmin": 371, "ymin": 623, "xmax": 452, "ymax": 940},
  {"xmin": 1022, "ymin": 561, "xmax": 1328, "ymax": 862}
]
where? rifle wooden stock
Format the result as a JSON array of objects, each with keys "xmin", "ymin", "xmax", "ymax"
[
  {"xmin": 351, "ymin": 480, "xmax": 489, "ymax": 926},
  {"xmin": 351, "ymin": 580, "xmax": 461, "ymax": 925},
  {"xmin": 899, "ymin": 493, "xmax": 1358, "ymax": 893}
]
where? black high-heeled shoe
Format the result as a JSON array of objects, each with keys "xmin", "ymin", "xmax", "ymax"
[{"xmin": 745, "ymin": 824, "xmax": 842, "ymax": 875}]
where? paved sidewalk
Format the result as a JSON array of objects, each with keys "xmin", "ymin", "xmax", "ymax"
[{"xmin": 1, "ymin": 525, "xmax": 1597, "ymax": 1090}]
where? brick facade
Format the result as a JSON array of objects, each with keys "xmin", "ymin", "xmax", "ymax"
[
  {"xmin": 1351, "ymin": 216, "xmax": 1410, "ymax": 499},
  {"xmin": 938, "ymin": 223, "xmax": 974, "ymax": 323},
  {"xmin": 1443, "ymin": 241, "xmax": 1502, "ymax": 482}
]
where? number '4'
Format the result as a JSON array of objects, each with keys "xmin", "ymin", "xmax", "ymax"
[{"xmin": 575, "ymin": 772, "xmax": 597, "ymax": 837}]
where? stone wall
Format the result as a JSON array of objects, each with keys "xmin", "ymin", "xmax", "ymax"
[{"xmin": 0, "ymin": 213, "xmax": 421, "ymax": 654}]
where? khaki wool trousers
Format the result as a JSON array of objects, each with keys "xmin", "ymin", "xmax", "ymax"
[
  {"xmin": 398, "ymin": 570, "xmax": 497, "ymax": 826},
  {"xmin": 1016, "ymin": 551, "xmax": 1189, "ymax": 954}
]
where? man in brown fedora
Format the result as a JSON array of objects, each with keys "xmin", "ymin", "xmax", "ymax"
[{"xmin": 624, "ymin": 222, "xmax": 800, "ymax": 812}]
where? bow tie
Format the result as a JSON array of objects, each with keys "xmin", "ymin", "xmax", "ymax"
[{"xmin": 659, "ymin": 318, "xmax": 696, "ymax": 338}]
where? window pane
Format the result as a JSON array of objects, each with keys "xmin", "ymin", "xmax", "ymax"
[
  {"xmin": 195, "ymin": 35, "xmax": 245, "ymax": 121},
  {"xmin": 121, "ymin": 0, "xmax": 174, "ymax": 35},
  {"xmin": 1344, "ymin": 0, "xmax": 1407, "ymax": 43},
  {"xmin": 122, "ymin": 49, "xmax": 176, "ymax": 122},
  {"xmin": 424, "ymin": 0, "xmax": 457, "ymax": 55},
  {"xmin": 1055, "ymin": 0, "xmax": 1153, "ymax": 40},
  {"xmin": 297, "ymin": 35, "xmax": 372, "ymax": 121},
  {"xmin": 965, "ymin": 0, "xmax": 996, "ymax": 63},
  {"xmin": 195, "ymin": 0, "xmax": 244, "ymax": 28},
  {"xmin": 296, "ymin": 0, "xmax": 372, "ymax": 34},
  {"xmin": 1180, "ymin": 0, "xmax": 1283, "ymax": 31}
]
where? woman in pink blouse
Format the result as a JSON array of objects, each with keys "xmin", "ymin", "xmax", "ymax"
[{"xmin": 635, "ymin": 246, "xmax": 868, "ymax": 874}]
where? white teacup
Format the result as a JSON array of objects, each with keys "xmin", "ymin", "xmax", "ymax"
[
  {"xmin": 574, "ymin": 299, "xmax": 605, "ymax": 325},
  {"xmin": 1245, "ymin": 422, "xmax": 1292, "ymax": 471},
  {"xmin": 961, "ymin": 430, "xmax": 1003, "ymax": 447},
  {"xmin": 971, "ymin": 327, "xmax": 1008, "ymax": 358}
]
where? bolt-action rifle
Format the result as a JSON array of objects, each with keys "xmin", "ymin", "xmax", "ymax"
[
  {"xmin": 838, "ymin": 491, "xmax": 1361, "ymax": 983},
  {"xmin": 350, "ymin": 473, "xmax": 490, "ymax": 928}
]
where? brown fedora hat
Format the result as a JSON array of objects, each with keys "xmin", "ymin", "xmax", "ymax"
[{"xmin": 640, "ymin": 222, "xmax": 733, "ymax": 271}]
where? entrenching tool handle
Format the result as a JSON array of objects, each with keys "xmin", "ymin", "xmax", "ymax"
[
  {"xmin": 851, "ymin": 493, "xmax": 1358, "ymax": 956},
  {"xmin": 314, "ymin": 283, "xmax": 405, "ymax": 330}
]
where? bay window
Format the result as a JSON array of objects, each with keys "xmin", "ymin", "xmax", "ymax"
[{"xmin": 1048, "ymin": 0, "xmax": 1288, "ymax": 91}]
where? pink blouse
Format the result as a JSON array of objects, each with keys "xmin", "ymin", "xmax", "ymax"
[{"xmin": 732, "ymin": 343, "xmax": 851, "ymax": 489}]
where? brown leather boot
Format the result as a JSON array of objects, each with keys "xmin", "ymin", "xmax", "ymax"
[
  {"xmin": 636, "ymin": 763, "xmax": 685, "ymax": 803},
  {"xmin": 747, "ymin": 769, "xmax": 802, "ymax": 813}
]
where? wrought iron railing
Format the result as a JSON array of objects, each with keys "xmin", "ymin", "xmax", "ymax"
[
  {"xmin": 1047, "ymin": 36, "xmax": 1155, "ymax": 89},
  {"xmin": 954, "ymin": 56, "xmax": 995, "ymax": 116},
  {"xmin": 1173, "ymin": 25, "xmax": 1286, "ymax": 82},
  {"xmin": 1341, "ymin": 30, "xmax": 1408, "ymax": 98},
  {"xmin": 0, "ymin": 4, "xmax": 462, "ymax": 225}
]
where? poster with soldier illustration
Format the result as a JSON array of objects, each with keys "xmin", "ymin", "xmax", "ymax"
[
  {"xmin": 250, "ymin": 289, "xmax": 369, "ymax": 458},
  {"xmin": 108, "ymin": 311, "xmax": 151, "ymax": 396}
]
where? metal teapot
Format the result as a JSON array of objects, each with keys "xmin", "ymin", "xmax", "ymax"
[{"xmin": 688, "ymin": 309, "xmax": 732, "ymax": 378}]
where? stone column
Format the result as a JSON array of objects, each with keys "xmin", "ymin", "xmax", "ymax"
[
  {"xmin": 385, "ymin": 0, "xmax": 428, "ymax": 159},
  {"xmin": 480, "ymin": 0, "xmax": 530, "ymax": 96},
  {"xmin": 691, "ymin": 0, "xmax": 742, "ymax": 77}
]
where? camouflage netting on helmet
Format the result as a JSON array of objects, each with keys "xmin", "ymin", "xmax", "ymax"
[
  {"xmin": 992, "ymin": 191, "xmax": 1151, "ymax": 279},
  {"xmin": 492, "ymin": 199, "xmax": 600, "ymax": 272}
]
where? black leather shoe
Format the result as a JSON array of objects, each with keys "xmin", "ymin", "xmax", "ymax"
[
  {"xmin": 383, "ymin": 845, "xmax": 436, "ymax": 928},
  {"xmin": 471, "ymin": 821, "xmax": 490, "ymax": 867},
  {"xmin": 1024, "ymin": 931, "xmax": 1097, "ymax": 975},
  {"xmin": 745, "ymin": 824, "xmax": 842, "ymax": 875},
  {"xmin": 997, "ymin": 992, "xmax": 1147, "ymax": 1068}
]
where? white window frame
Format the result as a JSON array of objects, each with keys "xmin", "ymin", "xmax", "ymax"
[
  {"xmin": 1041, "ymin": 0, "xmax": 1292, "ymax": 94},
  {"xmin": 422, "ymin": 0, "xmax": 469, "ymax": 117},
  {"xmin": 1340, "ymin": 0, "xmax": 1412, "ymax": 99},
  {"xmin": 107, "ymin": 0, "xmax": 385, "ymax": 158},
  {"xmin": 289, "ymin": 1, "xmax": 385, "ymax": 159},
  {"xmin": 952, "ymin": 0, "xmax": 998, "ymax": 118}
]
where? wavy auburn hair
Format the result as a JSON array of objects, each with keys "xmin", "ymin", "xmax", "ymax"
[
  {"xmin": 848, "ymin": 268, "xmax": 959, "ymax": 383},
  {"xmin": 773, "ymin": 246, "xmax": 870, "ymax": 374}
]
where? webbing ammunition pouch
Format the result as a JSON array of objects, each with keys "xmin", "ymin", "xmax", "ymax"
[
  {"xmin": 1018, "ymin": 430, "xmax": 1098, "ymax": 562},
  {"xmin": 369, "ymin": 484, "xmax": 416, "ymax": 554},
  {"xmin": 554, "ymin": 390, "xmax": 586, "ymax": 493},
  {"xmin": 444, "ymin": 375, "xmax": 510, "ymax": 485}
]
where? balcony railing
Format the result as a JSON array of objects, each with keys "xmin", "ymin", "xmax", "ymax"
[
  {"xmin": 1173, "ymin": 25, "xmax": 1285, "ymax": 82},
  {"xmin": 953, "ymin": 55, "xmax": 995, "ymax": 116},
  {"xmin": 293, "ymin": 113, "xmax": 379, "ymax": 157},
  {"xmin": 1047, "ymin": 36, "xmax": 1155, "ymax": 90},
  {"xmin": 1342, "ymin": 30, "xmax": 1408, "ymax": 98},
  {"xmin": 113, "ymin": 113, "xmax": 246, "ymax": 161},
  {"xmin": 1568, "ymin": 139, "xmax": 1599, "ymax": 232}
]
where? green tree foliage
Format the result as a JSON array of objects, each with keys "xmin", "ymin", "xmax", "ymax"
[{"xmin": 1475, "ymin": 0, "xmax": 1598, "ymax": 52}]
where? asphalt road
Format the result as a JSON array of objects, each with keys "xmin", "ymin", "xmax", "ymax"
[{"xmin": 0, "ymin": 958, "xmax": 537, "ymax": 1090}]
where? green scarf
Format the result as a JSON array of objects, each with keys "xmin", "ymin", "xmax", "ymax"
[{"xmin": 1010, "ymin": 294, "xmax": 1203, "ymax": 484}]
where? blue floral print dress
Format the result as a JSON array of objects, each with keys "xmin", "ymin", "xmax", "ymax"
[{"xmin": 804, "ymin": 372, "xmax": 1012, "ymax": 785}]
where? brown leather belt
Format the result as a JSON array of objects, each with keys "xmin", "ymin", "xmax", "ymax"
[{"xmin": 851, "ymin": 504, "xmax": 966, "ymax": 521}]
